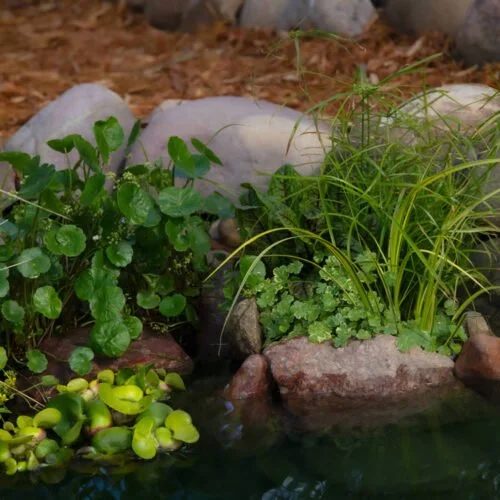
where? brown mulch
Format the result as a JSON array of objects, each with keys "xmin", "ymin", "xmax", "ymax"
[{"xmin": 0, "ymin": 0, "xmax": 499, "ymax": 143}]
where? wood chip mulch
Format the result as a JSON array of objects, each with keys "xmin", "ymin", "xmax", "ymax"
[{"xmin": 1, "ymin": 0, "xmax": 499, "ymax": 144}]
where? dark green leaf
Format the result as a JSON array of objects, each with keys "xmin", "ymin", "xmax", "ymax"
[
  {"xmin": 105, "ymin": 241, "xmax": 133, "ymax": 267},
  {"xmin": 123, "ymin": 315, "xmax": 143, "ymax": 340},
  {"xmin": 55, "ymin": 225, "xmax": 86, "ymax": 257},
  {"xmin": 33, "ymin": 286, "xmax": 62, "ymax": 319},
  {"xmin": 165, "ymin": 218, "xmax": 189, "ymax": 252},
  {"xmin": 174, "ymin": 154, "xmax": 210, "ymax": 179},
  {"xmin": 143, "ymin": 206, "xmax": 161, "ymax": 228},
  {"xmin": 137, "ymin": 290, "xmax": 161, "ymax": 309},
  {"xmin": 93, "ymin": 117, "xmax": 124, "ymax": 163},
  {"xmin": 90, "ymin": 285, "xmax": 126, "ymax": 322},
  {"xmin": 80, "ymin": 173, "xmax": 105, "ymax": 207},
  {"xmin": 240, "ymin": 255, "xmax": 266, "ymax": 287},
  {"xmin": 46, "ymin": 134, "xmax": 80, "ymax": 154},
  {"xmin": 186, "ymin": 217, "xmax": 211, "ymax": 255},
  {"xmin": 203, "ymin": 193, "xmax": 235, "ymax": 218},
  {"xmin": 117, "ymin": 183, "xmax": 153, "ymax": 225},
  {"xmin": 27, "ymin": 350, "xmax": 48, "ymax": 374},
  {"xmin": 73, "ymin": 136, "xmax": 99, "ymax": 173},
  {"xmin": 126, "ymin": 119, "xmax": 142, "ymax": 149},
  {"xmin": 17, "ymin": 248, "xmax": 51, "ymax": 278},
  {"xmin": 90, "ymin": 321, "xmax": 131, "ymax": 358},
  {"xmin": 158, "ymin": 187, "xmax": 202, "ymax": 217},
  {"xmin": 159, "ymin": 294, "xmax": 186, "ymax": 317},
  {"xmin": 167, "ymin": 136, "xmax": 193, "ymax": 174},
  {"xmin": 18, "ymin": 164, "xmax": 56, "ymax": 199},
  {"xmin": 68, "ymin": 347, "xmax": 94, "ymax": 376},
  {"xmin": 1, "ymin": 300, "xmax": 24, "ymax": 324},
  {"xmin": 191, "ymin": 138, "xmax": 222, "ymax": 166}
]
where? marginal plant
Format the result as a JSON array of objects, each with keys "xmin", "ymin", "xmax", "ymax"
[{"xmin": 0, "ymin": 117, "xmax": 233, "ymax": 374}]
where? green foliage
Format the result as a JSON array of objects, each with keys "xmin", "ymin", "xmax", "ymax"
[
  {"xmin": 0, "ymin": 366, "xmax": 196, "ymax": 476},
  {"xmin": 0, "ymin": 116, "xmax": 233, "ymax": 373}
]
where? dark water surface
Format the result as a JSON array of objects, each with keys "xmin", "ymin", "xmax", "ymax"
[{"xmin": 1, "ymin": 376, "xmax": 500, "ymax": 500}]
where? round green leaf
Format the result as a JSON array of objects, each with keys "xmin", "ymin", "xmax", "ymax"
[
  {"xmin": 105, "ymin": 241, "xmax": 133, "ymax": 268},
  {"xmin": 27, "ymin": 350, "xmax": 48, "ymax": 374},
  {"xmin": 40, "ymin": 375, "xmax": 59, "ymax": 387},
  {"xmin": 55, "ymin": 225, "xmax": 86, "ymax": 257},
  {"xmin": 0, "ymin": 277, "xmax": 9, "ymax": 298},
  {"xmin": 158, "ymin": 187, "xmax": 202, "ymax": 217},
  {"xmin": 33, "ymin": 286, "xmax": 62, "ymax": 319},
  {"xmin": 123, "ymin": 315, "xmax": 143, "ymax": 340},
  {"xmin": 68, "ymin": 347, "xmax": 94, "ymax": 376},
  {"xmin": 117, "ymin": 183, "xmax": 153, "ymax": 225},
  {"xmin": 44, "ymin": 229, "xmax": 63, "ymax": 255},
  {"xmin": 90, "ymin": 321, "xmax": 131, "ymax": 358},
  {"xmin": 1, "ymin": 300, "xmax": 25, "ymax": 324},
  {"xmin": 17, "ymin": 248, "xmax": 51, "ymax": 278},
  {"xmin": 0, "ymin": 347, "xmax": 7, "ymax": 370},
  {"xmin": 137, "ymin": 290, "xmax": 161, "ymax": 310},
  {"xmin": 203, "ymin": 192, "xmax": 235, "ymax": 218},
  {"xmin": 89, "ymin": 285, "xmax": 126, "ymax": 322},
  {"xmin": 159, "ymin": 294, "xmax": 186, "ymax": 318},
  {"xmin": 165, "ymin": 219, "xmax": 189, "ymax": 252},
  {"xmin": 186, "ymin": 218, "xmax": 211, "ymax": 255}
]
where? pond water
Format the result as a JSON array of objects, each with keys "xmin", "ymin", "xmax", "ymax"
[{"xmin": 1, "ymin": 376, "xmax": 500, "ymax": 500}]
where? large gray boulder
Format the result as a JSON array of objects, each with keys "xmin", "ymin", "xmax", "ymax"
[
  {"xmin": 240, "ymin": 0, "xmax": 376, "ymax": 36},
  {"xmin": 375, "ymin": 0, "xmax": 473, "ymax": 36},
  {"xmin": 455, "ymin": 0, "xmax": 500, "ymax": 66},
  {"xmin": 129, "ymin": 96, "xmax": 331, "ymax": 204},
  {"xmin": 0, "ymin": 83, "xmax": 135, "ymax": 206}
]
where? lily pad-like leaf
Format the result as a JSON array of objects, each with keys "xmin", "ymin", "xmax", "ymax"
[
  {"xmin": 33, "ymin": 286, "xmax": 62, "ymax": 319},
  {"xmin": 138, "ymin": 402, "xmax": 173, "ymax": 428},
  {"xmin": 159, "ymin": 294, "xmax": 186, "ymax": 318},
  {"xmin": 105, "ymin": 241, "xmax": 133, "ymax": 268},
  {"xmin": 1, "ymin": 300, "xmax": 24, "ymax": 325},
  {"xmin": 123, "ymin": 315, "xmax": 143, "ymax": 340},
  {"xmin": 26, "ymin": 350, "xmax": 48, "ymax": 374},
  {"xmin": 47, "ymin": 392, "xmax": 85, "ymax": 443},
  {"xmin": 17, "ymin": 248, "xmax": 51, "ymax": 278},
  {"xmin": 91, "ymin": 427, "xmax": 132, "ymax": 455},
  {"xmin": 158, "ymin": 187, "xmax": 202, "ymax": 218},
  {"xmin": 165, "ymin": 218, "xmax": 190, "ymax": 252},
  {"xmin": 69, "ymin": 347, "xmax": 95, "ymax": 376},
  {"xmin": 136, "ymin": 290, "xmax": 161, "ymax": 310},
  {"xmin": 165, "ymin": 410, "xmax": 199, "ymax": 444},
  {"xmin": 98, "ymin": 383, "xmax": 153, "ymax": 415},
  {"xmin": 132, "ymin": 416, "xmax": 157, "ymax": 460},
  {"xmin": 90, "ymin": 320, "xmax": 130, "ymax": 358},
  {"xmin": 117, "ymin": 183, "xmax": 154, "ymax": 226},
  {"xmin": 165, "ymin": 373, "xmax": 185, "ymax": 391}
]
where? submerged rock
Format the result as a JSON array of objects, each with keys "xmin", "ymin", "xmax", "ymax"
[
  {"xmin": 455, "ymin": 0, "xmax": 500, "ymax": 66},
  {"xmin": 225, "ymin": 354, "xmax": 272, "ymax": 399},
  {"xmin": 38, "ymin": 327, "xmax": 194, "ymax": 384},
  {"xmin": 375, "ymin": 0, "xmax": 473, "ymax": 36},
  {"xmin": 129, "ymin": 96, "xmax": 331, "ymax": 204}
]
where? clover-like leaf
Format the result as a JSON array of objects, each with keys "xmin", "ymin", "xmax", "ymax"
[
  {"xmin": 105, "ymin": 241, "xmax": 133, "ymax": 268},
  {"xmin": 33, "ymin": 286, "xmax": 62, "ymax": 319},
  {"xmin": 27, "ymin": 350, "xmax": 48, "ymax": 374},
  {"xmin": 68, "ymin": 347, "xmax": 94, "ymax": 376},
  {"xmin": 17, "ymin": 248, "xmax": 51, "ymax": 278},
  {"xmin": 158, "ymin": 187, "xmax": 202, "ymax": 218},
  {"xmin": 90, "ymin": 321, "xmax": 131, "ymax": 358},
  {"xmin": 117, "ymin": 183, "xmax": 154, "ymax": 225},
  {"xmin": 159, "ymin": 294, "xmax": 186, "ymax": 318}
]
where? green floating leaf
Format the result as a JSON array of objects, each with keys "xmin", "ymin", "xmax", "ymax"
[
  {"xmin": 33, "ymin": 285, "xmax": 62, "ymax": 320},
  {"xmin": 138, "ymin": 402, "xmax": 173, "ymax": 427},
  {"xmin": 159, "ymin": 294, "xmax": 186, "ymax": 318},
  {"xmin": 92, "ymin": 427, "xmax": 132, "ymax": 455},
  {"xmin": 165, "ymin": 373, "xmax": 185, "ymax": 391},
  {"xmin": 47, "ymin": 392, "xmax": 85, "ymax": 442},
  {"xmin": 26, "ymin": 350, "xmax": 48, "ymax": 374},
  {"xmin": 1, "ymin": 300, "xmax": 25, "ymax": 324},
  {"xmin": 165, "ymin": 410, "xmax": 199, "ymax": 444},
  {"xmin": 90, "ymin": 320, "xmax": 130, "ymax": 358},
  {"xmin": 117, "ymin": 182, "xmax": 154, "ymax": 225},
  {"xmin": 105, "ymin": 241, "xmax": 133, "ymax": 268},
  {"xmin": 0, "ymin": 347, "xmax": 7, "ymax": 370},
  {"xmin": 68, "ymin": 347, "xmax": 95, "ymax": 376},
  {"xmin": 17, "ymin": 247, "xmax": 51, "ymax": 278},
  {"xmin": 137, "ymin": 290, "xmax": 161, "ymax": 310},
  {"xmin": 132, "ymin": 416, "xmax": 157, "ymax": 460},
  {"xmin": 98, "ymin": 383, "xmax": 153, "ymax": 415},
  {"xmin": 158, "ymin": 187, "xmax": 202, "ymax": 217}
]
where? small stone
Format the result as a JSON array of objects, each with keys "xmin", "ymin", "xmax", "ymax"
[
  {"xmin": 455, "ymin": 331, "xmax": 500, "ymax": 381},
  {"xmin": 455, "ymin": 0, "xmax": 500, "ymax": 66},
  {"xmin": 226, "ymin": 298, "xmax": 262, "ymax": 360},
  {"xmin": 144, "ymin": 0, "xmax": 184, "ymax": 31},
  {"xmin": 376, "ymin": 0, "xmax": 473, "ymax": 36},
  {"xmin": 225, "ymin": 354, "xmax": 272, "ymax": 399}
]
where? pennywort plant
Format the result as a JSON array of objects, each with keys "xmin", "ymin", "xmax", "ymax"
[{"xmin": 0, "ymin": 117, "xmax": 233, "ymax": 375}]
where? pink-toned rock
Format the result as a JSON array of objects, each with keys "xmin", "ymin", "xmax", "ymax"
[
  {"xmin": 225, "ymin": 354, "xmax": 272, "ymax": 400},
  {"xmin": 455, "ymin": 333, "xmax": 500, "ymax": 381},
  {"xmin": 264, "ymin": 335, "xmax": 458, "ymax": 402},
  {"xmin": 39, "ymin": 327, "xmax": 193, "ymax": 383}
]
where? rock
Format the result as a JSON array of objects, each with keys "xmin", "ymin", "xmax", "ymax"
[
  {"xmin": 225, "ymin": 354, "xmax": 272, "ymax": 399},
  {"xmin": 38, "ymin": 326, "xmax": 194, "ymax": 384},
  {"xmin": 1, "ymin": 83, "xmax": 135, "ymax": 201},
  {"xmin": 264, "ymin": 334, "xmax": 459, "ymax": 401},
  {"xmin": 375, "ymin": 0, "xmax": 473, "ymax": 36},
  {"xmin": 145, "ymin": 0, "xmax": 244, "ymax": 31},
  {"xmin": 210, "ymin": 218, "xmax": 242, "ymax": 248},
  {"xmin": 455, "ymin": 0, "xmax": 500, "ymax": 66},
  {"xmin": 126, "ymin": 0, "xmax": 145, "ymax": 10},
  {"xmin": 226, "ymin": 298, "xmax": 262, "ymax": 360},
  {"xmin": 240, "ymin": 0, "xmax": 375, "ymax": 36},
  {"xmin": 129, "ymin": 96, "xmax": 331, "ymax": 204}
]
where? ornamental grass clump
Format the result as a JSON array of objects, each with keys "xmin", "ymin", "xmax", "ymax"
[{"xmin": 218, "ymin": 62, "xmax": 500, "ymax": 355}]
